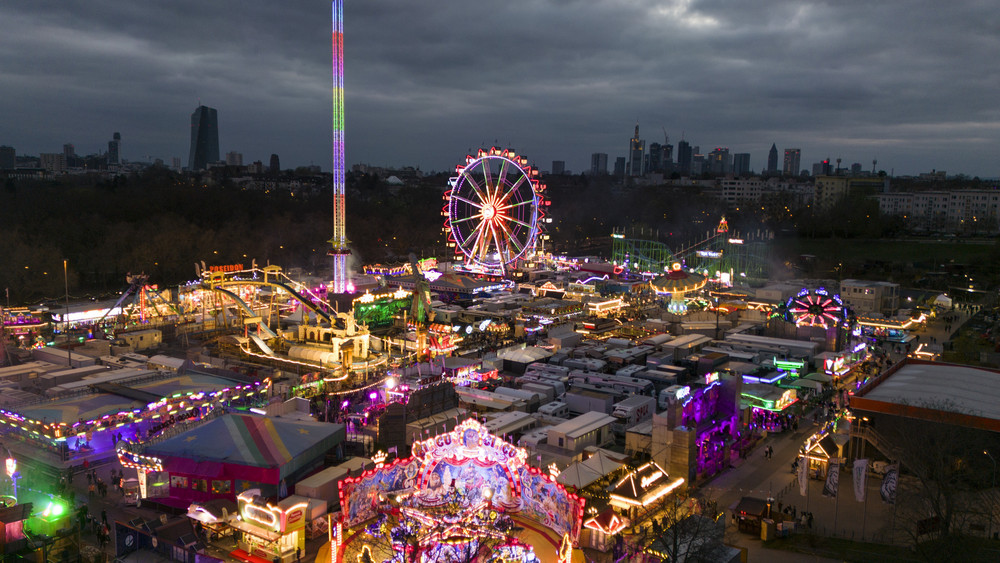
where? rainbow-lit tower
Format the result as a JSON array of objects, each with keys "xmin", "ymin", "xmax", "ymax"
[{"xmin": 328, "ymin": 0, "xmax": 350, "ymax": 293}]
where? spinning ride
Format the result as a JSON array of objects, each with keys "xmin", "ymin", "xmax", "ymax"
[
  {"xmin": 783, "ymin": 287, "xmax": 847, "ymax": 329},
  {"xmin": 444, "ymin": 148, "xmax": 547, "ymax": 275}
]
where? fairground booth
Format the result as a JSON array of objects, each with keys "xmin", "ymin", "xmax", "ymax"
[
  {"xmin": 332, "ymin": 418, "xmax": 584, "ymax": 563},
  {"xmin": 229, "ymin": 490, "xmax": 326, "ymax": 563},
  {"xmin": 137, "ymin": 414, "xmax": 344, "ymax": 509}
]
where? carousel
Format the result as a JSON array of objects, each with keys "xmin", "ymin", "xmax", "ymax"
[
  {"xmin": 650, "ymin": 263, "xmax": 708, "ymax": 314},
  {"xmin": 332, "ymin": 418, "xmax": 583, "ymax": 563}
]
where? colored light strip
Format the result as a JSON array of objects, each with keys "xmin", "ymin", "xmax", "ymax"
[{"xmin": 330, "ymin": 0, "xmax": 349, "ymax": 293}]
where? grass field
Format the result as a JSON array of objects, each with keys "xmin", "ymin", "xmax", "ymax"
[{"xmin": 771, "ymin": 237, "xmax": 997, "ymax": 265}]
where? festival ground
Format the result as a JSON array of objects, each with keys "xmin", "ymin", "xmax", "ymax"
[{"xmin": 317, "ymin": 515, "xmax": 586, "ymax": 562}]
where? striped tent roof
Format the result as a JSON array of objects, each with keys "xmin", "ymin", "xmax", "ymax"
[{"xmin": 147, "ymin": 414, "xmax": 340, "ymax": 469}]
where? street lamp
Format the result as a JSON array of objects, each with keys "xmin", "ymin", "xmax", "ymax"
[{"xmin": 985, "ymin": 450, "xmax": 996, "ymax": 539}]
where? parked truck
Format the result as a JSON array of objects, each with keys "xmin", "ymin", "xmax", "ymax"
[{"xmin": 611, "ymin": 395, "xmax": 656, "ymax": 434}]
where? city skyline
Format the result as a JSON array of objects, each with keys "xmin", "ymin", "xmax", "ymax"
[{"xmin": 1, "ymin": 1, "xmax": 999, "ymax": 177}]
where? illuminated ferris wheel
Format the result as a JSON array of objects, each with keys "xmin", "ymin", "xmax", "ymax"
[
  {"xmin": 443, "ymin": 148, "xmax": 547, "ymax": 274},
  {"xmin": 784, "ymin": 288, "xmax": 847, "ymax": 329}
]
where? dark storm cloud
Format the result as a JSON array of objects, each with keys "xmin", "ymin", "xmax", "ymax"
[{"xmin": 2, "ymin": 0, "xmax": 998, "ymax": 176}]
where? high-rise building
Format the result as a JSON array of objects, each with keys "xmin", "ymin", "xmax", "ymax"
[
  {"xmin": 647, "ymin": 142, "xmax": 663, "ymax": 173},
  {"xmin": 63, "ymin": 144, "xmax": 75, "ymax": 160},
  {"xmin": 108, "ymin": 132, "xmax": 121, "ymax": 166},
  {"xmin": 613, "ymin": 157, "xmax": 626, "ymax": 178},
  {"xmin": 732, "ymin": 153, "xmax": 751, "ymax": 176},
  {"xmin": 171, "ymin": 157, "xmax": 182, "ymax": 171},
  {"xmin": 590, "ymin": 153, "xmax": 608, "ymax": 176},
  {"xmin": 783, "ymin": 148, "xmax": 801, "ymax": 176},
  {"xmin": 708, "ymin": 147, "xmax": 731, "ymax": 175},
  {"xmin": 40, "ymin": 153, "xmax": 67, "ymax": 174},
  {"xmin": 627, "ymin": 123, "xmax": 644, "ymax": 177},
  {"xmin": 188, "ymin": 106, "xmax": 219, "ymax": 170},
  {"xmin": 0, "ymin": 146, "xmax": 14, "ymax": 169},
  {"xmin": 269, "ymin": 154, "xmax": 281, "ymax": 175},
  {"xmin": 226, "ymin": 151, "xmax": 243, "ymax": 167},
  {"xmin": 677, "ymin": 140, "xmax": 692, "ymax": 175},
  {"xmin": 551, "ymin": 160, "xmax": 565, "ymax": 175},
  {"xmin": 767, "ymin": 143, "xmax": 778, "ymax": 174}
]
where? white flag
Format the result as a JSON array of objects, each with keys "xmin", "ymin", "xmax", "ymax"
[
  {"xmin": 798, "ymin": 456, "xmax": 808, "ymax": 497},
  {"xmin": 853, "ymin": 459, "xmax": 868, "ymax": 502},
  {"xmin": 880, "ymin": 464, "xmax": 898, "ymax": 505}
]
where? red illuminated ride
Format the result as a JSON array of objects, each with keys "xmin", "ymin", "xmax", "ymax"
[
  {"xmin": 443, "ymin": 148, "xmax": 548, "ymax": 275},
  {"xmin": 784, "ymin": 288, "xmax": 847, "ymax": 329}
]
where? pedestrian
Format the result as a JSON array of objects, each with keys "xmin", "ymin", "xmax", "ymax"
[
  {"xmin": 807, "ymin": 512, "xmax": 813, "ymax": 528},
  {"xmin": 88, "ymin": 482, "xmax": 95, "ymax": 498},
  {"xmin": 86, "ymin": 472, "xmax": 92, "ymax": 486},
  {"xmin": 101, "ymin": 509, "xmax": 107, "ymax": 526}
]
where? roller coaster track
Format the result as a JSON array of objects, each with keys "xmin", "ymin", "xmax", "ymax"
[
  {"xmin": 208, "ymin": 285, "xmax": 279, "ymax": 339},
  {"xmin": 203, "ymin": 267, "xmax": 334, "ymax": 325}
]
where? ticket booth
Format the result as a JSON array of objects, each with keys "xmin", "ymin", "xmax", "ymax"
[{"xmin": 230, "ymin": 490, "xmax": 306, "ymax": 563}]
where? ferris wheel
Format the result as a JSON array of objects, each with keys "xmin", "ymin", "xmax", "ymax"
[{"xmin": 443, "ymin": 148, "xmax": 547, "ymax": 273}]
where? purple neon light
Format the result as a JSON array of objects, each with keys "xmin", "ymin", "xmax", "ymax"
[{"xmin": 330, "ymin": 0, "xmax": 349, "ymax": 293}]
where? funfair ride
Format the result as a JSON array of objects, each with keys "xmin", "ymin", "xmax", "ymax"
[{"xmin": 443, "ymin": 148, "xmax": 548, "ymax": 276}]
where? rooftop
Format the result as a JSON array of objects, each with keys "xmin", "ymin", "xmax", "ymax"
[
  {"xmin": 549, "ymin": 411, "xmax": 616, "ymax": 439},
  {"xmin": 855, "ymin": 361, "xmax": 1000, "ymax": 427}
]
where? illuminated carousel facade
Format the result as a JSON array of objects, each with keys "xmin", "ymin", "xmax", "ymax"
[{"xmin": 332, "ymin": 419, "xmax": 582, "ymax": 563}]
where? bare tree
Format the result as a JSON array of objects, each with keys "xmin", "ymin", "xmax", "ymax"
[{"xmin": 875, "ymin": 399, "xmax": 1000, "ymax": 562}]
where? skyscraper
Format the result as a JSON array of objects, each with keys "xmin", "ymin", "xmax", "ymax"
[
  {"xmin": 613, "ymin": 157, "xmax": 626, "ymax": 178},
  {"xmin": 590, "ymin": 153, "xmax": 608, "ymax": 176},
  {"xmin": 783, "ymin": 148, "xmax": 801, "ymax": 177},
  {"xmin": 733, "ymin": 153, "xmax": 751, "ymax": 176},
  {"xmin": 108, "ymin": 132, "xmax": 121, "ymax": 166},
  {"xmin": 269, "ymin": 154, "xmax": 280, "ymax": 174},
  {"xmin": 63, "ymin": 144, "xmax": 75, "ymax": 160},
  {"xmin": 551, "ymin": 161, "xmax": 565, "ymax": 175},
  {"xmin": 708, "ymin": 147, "xmax": 731, "ymax": 175},
  {"xmin": 226, "ymin": 151, "xmax": 243, "ymax": 166},
  {"xmin": 677, "ymin": 140, "xmax": 692, "ymax": 175},
  {"xmin": 767, "ymin": 143, "xmax": 778, "ymax": 174},
  {"xmin": 627, "ymin": 123, "xmax": 644, "ymax": 177},
  {"xmin": 188, "ymin": 106, "xmax": 219, "ymax": 170}
]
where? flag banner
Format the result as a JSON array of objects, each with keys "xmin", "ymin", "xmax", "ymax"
[
  {"xmin": 853, "ymin": 459, "xmax": 868, "ymax": 502},
  {"xmin": 880, "ymin": 464, "xmax": 898, "ymax": 505},
  {"xmin": 823, "ymin": 461, "xmax": 840, "ymax": 498},
  {"xmin": 798, "ymin": 456, "xmax": 808, "ymax": 497}
]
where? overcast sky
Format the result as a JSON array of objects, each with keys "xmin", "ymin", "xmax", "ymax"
[{"xmin": 2, "ymin": 1, "xmax": 998, "ymax": 177}]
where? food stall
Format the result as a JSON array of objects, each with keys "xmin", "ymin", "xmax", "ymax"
[{"xmin": 230, "ymin": 490, "xmax": 315, "ymax": 563}]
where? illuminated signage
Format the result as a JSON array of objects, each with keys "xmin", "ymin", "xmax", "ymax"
[
  {"xmin": 208, "ymin": 264, "xmax": 244, "ymax": 273},
  {"xmin": 696, "ymin": 250, "xmax": 722, "ymax": 258}
]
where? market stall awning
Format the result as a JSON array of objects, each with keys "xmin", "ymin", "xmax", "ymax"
[{"xmin": 229, "ymin": 518, "xmax": 282, "ymax": 542}]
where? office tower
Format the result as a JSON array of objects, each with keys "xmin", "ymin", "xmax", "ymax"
[
  {"xmin": 590, "ymin": 153, "xmax": 608, "ymax": 176},
  {"xmin": 63, "ymin": 144, "xmax": 75, "ymax": 160},
  {"xmin": 188, "ymin": 106, "xmax": 219, "ymax": 170},
  {"xmin": 708, "ymin": 147, "xmax": 731, "ymax": 175},
  {"xmin": 269, "ymin": 154, "xmax": 281, "ymax": 174},
  {"xmin": 551, "ymin": 160, "xmax": 565, "ymax": 175},
  {"xmin": 663, "ymin": 142, "xmax": 673, "ymax": 163},
  {"xmin": 613, "ymin": 157, "xmax": 626, "ymax": 178},
  {"xmin": 676, "ymin": 140, "xmax": 692, "ymax": 175},
  {"xmin": 108, "ymin": 132, "xmax": 121, "ymax": 165},
  {"xmin": 647, "ymin": 142, "xmax": 663, "ymax": 173},
  {"xmin": 767, "ymin": 143, "xmax": 778, "ymax": 174},
  {"xmin": 851, "ymin": 162, "xmax": 862, "ymax": 176},
  {"xmin": 0, "ymin": 146, "xmax": 14, "ymax": 169},
  {"xmin": 329, "ymin": 0, "xmax": 350, "ymax": 293},
  {"xmin": 226, "ymin": 151, "xmax": 243, "ymax": 166},
  {"xmin": 627, "ymin": 123, "xmax": 644, "ymax": 177},
  {"xmin": 783, "ymin": 148, "xmax": 801, "ymax": 176},
  {"xmin": 171, "ymin": 157, "xmax": 181, "ymax": 171},
  {"xmin": 733, "ymin": 153, "xmax": 751, "ymax": 176}
]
